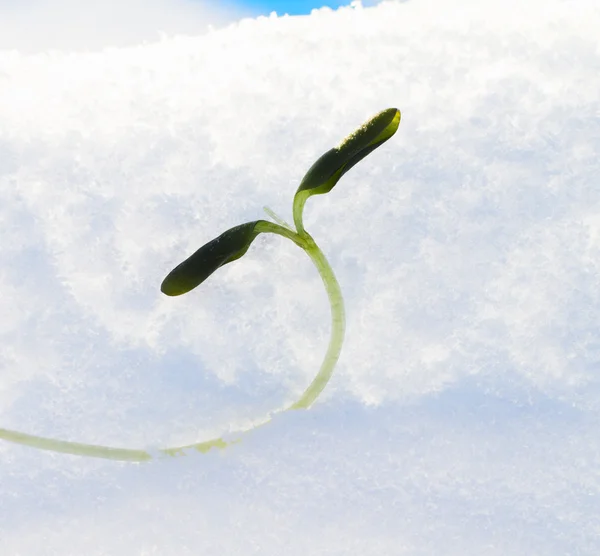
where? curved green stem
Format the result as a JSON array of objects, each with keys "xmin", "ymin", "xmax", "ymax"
[
  {"xmin": 255, "ymin": 221, "xmax": 346, "ymax": 409},
  {"xmin": 292, "ymin": 190, "xmax": 310, "ymax": 234},
  {"xmin": 286, "ymin": 232, "xmax": 346, "ymax": 409},
  {"xmin": 0, "ymin": 223, "xmax": 345, "ymax": 461}
]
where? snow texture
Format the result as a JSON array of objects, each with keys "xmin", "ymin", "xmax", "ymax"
[{"xmin": 1, "ymin": 0, "xmax": 600, "ymax": 553}]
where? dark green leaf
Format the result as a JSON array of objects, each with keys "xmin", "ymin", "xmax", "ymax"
[
  {"xmin": 161, "ymin": 221, "xmax": 264, "ymax": 296},
  {"xmin": 295, "ymin": 108, "xmax": 401, "ymax": 198}
]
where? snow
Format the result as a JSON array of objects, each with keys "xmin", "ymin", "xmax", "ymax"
[{"xmin": 1, "ymin": 0, "xmax": 600, "ymax": 553}]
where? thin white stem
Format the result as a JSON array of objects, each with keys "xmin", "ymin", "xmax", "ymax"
[{"xmin": 263, "ymin": 205, "xmax": 293, "ymax": 231}]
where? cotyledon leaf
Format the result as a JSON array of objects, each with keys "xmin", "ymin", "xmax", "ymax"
[
  {"xmin": 295, "ymin": 107, "xmax": 401, "ymax": 199},
  {"xmin": 161, "ymin": 220, "xmax": 266, "ymax": 296},
  {"xmin": 292, "ymin": 107, "xmax": 400, "ymax": 233}
]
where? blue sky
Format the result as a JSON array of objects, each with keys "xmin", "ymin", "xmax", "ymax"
[{"xmin": 237, "ymin": 0, "xmax": 351, "ymax": 15}]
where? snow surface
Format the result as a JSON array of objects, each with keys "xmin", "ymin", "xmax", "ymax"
[{"xmin": 1, "ymin": 0, "xmax": 600, "ymax": 553}]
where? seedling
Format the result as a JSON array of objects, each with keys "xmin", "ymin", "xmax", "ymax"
[{"xmin": 0, "ymin": 108, "xmax": 401, "ymax": 460}]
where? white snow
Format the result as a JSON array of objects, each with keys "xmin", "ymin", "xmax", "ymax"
[{"xmin": 1, "ymin": 0, "xmax": 599, "ymax": 553}]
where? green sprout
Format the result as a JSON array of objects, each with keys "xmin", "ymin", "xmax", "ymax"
[{"xmin": 0, "ymin": 108, "xmax": 401, "ymax": 461}]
